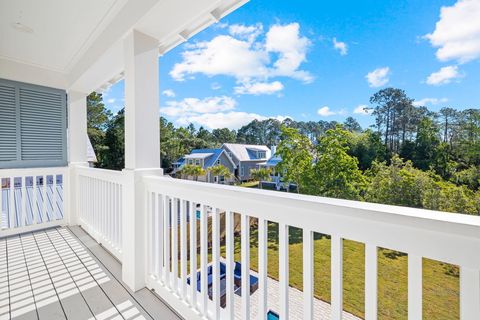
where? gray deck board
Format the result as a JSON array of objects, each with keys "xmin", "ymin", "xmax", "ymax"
[
  {"xmin": 0, "ymin": 227, "xmax": 182, "ymax": 320},
  {"xmin": 68, "ymin": 226, "xmax": 181, "ymax": 320}
]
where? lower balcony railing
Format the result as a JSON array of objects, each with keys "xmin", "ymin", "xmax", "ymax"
[
  {"xmin": 0, "ymin": 167, "xmax": 67, "ymax": 236},
  {"xmin": 1, "ymin": 166, "xmax": 480, "ymax": 320}
]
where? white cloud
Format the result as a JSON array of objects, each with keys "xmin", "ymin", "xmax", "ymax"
[
  {"xmin": 170, "ymin": 23, "xmax": 313, "ymax": 86},
  {"xmin": 366, "ymin": 67, "xmax": 390, "ymax": 87},
  {"xmin": 426, "ymin": 65, "xmax": 463, "ymax": 85},
  {"xmin": 177, "ymin": 112, "xmax": 289, "ymax": 130},
  {"xmin": 333, "ymin": 38, "xmax": 348, "ymax": 55},
  {"xmin": 161, "ymin": 96, "xmax": 236, "ymax": 117},
  {"xmin": 317, "ymin": 106, "xmax": 336, "ymax": 117},
  {"xmin": 162, "ymin": 89, "xmax": 176, "ymax": 97},
  {"xmin": 425, "ymin": 0, "xmax": 480, "ymax": 63},
  {"xmin": 106, "ymin": 98, "xmax": 116, "ymax": 104},
  {"xmin": 413, "ymin": 97, "xmax": 449, "ymax": 106},
  {"xmin": 265, "ymin": 23, "xmax": 313, "ymax": 82},
  {"xmin": 353, "ymin": 105, "xmax": 372, "ymax": 115},
  {"xmin": 228, "ymin": 23, "xmax": 263, "ymax": 42},
  {"xmin": 211, "ymin": 82, "xmax": 222, "ymax": 90},
  {"xmin": 234, "ymin": 81, "xmax": 284, "ymax": 95}
]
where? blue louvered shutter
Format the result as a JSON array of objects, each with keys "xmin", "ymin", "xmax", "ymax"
[
  {"xmin": 0, "ymin": 79, "xmax": 67, "ymax": 169},
  {"xmin": 0, "ymin": 83, "xmax": 17, "ymax": 162}
]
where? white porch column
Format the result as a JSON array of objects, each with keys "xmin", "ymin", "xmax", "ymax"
[
  {"xmin": 67, "ymin": 91, "xmax": 89, "ymax": 226},
  {"xmin": 122, "ymin": 29, "xmax": 162, "ymax": 291}
]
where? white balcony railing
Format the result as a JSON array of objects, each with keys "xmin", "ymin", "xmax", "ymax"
[
  {"xmin": 0, "ymin": 167, "xmax": 68, "ymax": 237},
  {"xmin": 75, "ymin": 166, "xmax": 124, "ymax": 261},
  {"xmin": 143, "ymin": 175, "xmax": 480, "ymax": 320},
  {"xmin": 1, "ymin": 166, "xmax": 479, "ymax": 319}
]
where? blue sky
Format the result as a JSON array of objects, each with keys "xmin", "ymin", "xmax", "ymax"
[{"xmin": 103, "ymin": 0, "xmax": 480, "ymax": 130}]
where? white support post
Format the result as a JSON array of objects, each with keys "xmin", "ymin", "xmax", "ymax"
[
  {"xmin": 67, "ymin": 91, "xmax": 89, "ymax": 226},
  {"xmin": 122, "ymin": 29, "xmax": 162, "ymax": 292}
]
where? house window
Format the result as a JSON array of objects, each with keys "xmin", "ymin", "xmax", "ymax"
[
  {"xmin": 257, "ymin": 151, "xmax": 266, "ymax": 159},
  {"xmin": 216, "ymin": 159, "xmax": 220, "ymax": 165},
  {"xmin": 240, "ymin": 165, "xmax": 245, "ymax": 176},
  {"xmin": 227, "ymin": 151, "xmax": 233, "ymax": 159},
  {"xmin": 220, "ymin": 175, "xmax": 225, "ymax": 183},
  {"xmin": 188, "ymin": 159, "xmax": 193, "ymax": 165},
  {"xmin": 195, "ymin": 159, "xmax": 201, "ymax": 166}
]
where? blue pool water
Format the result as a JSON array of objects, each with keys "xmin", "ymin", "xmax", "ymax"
[
  {"xmin": 196, "ymin": 210, "xmax": 201, "ymax": 219},
  {"xmin": 267, "ymin": 310, "xmax": 279, "ymax": 320}
]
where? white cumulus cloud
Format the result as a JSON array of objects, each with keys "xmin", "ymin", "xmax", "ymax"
[
  {"xmin": 353, "ymin": 105, "xmax": 372, "ymax": 115},
  {"xmin": 413, "ymin": 97, "xmax": 449, "ymax": 106},
  {"xmin": 426, "ymin": 65, "xmax": 463, "ymax": 85},
  {"xmin": 333, "ymin": 38, "xmax": 348, "ymax": 55},
  {"xmin": 317, "ymin": 106, "xmax": 336, "ymax": 117},
  {"xmin": 234, "ymin": 81, "xmax": 284, "ymax": 95},
  {"xmin": 425, "ymin": 0, "xmax": 480, "ymax": 63},
  {"xmin": 106, "ymin": 98, "xmax": 116, "ymax": 104},
  {"xmin": 162, "ymin": 89, "xmax": 176, "ymax": 97},
  {"xmin": 170, "ymin": 23, "xmax": 313, "ymax": 87},
  {"xmin": 366, "ymin": 67, "xmax": 390, "ymax": 87},
  {"xmin": 161, "ymin": 96, "xmax": 236, "ymax": 117}
]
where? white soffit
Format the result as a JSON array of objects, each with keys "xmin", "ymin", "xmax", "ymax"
[
  {"xmin": 0, "ymin": 0, "xmax": 126, "ymax": 73},
  {"xmin": 0, "ymin": 0, "xmax": 248, "ymax": 92}
]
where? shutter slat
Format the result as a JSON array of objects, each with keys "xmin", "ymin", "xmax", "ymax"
[{"xmin": 0, "ymin": 84, "xmax": 17, "ymax": 161}]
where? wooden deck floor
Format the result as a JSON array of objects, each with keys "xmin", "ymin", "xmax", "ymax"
[{"xmin": 0, "ymin": 226, "xmax": 182, "ymax": 320}]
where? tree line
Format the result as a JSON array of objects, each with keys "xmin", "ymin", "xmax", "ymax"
[{"xmin": 87, "ymin": 88, "xmax": 480, "ymax": 214}]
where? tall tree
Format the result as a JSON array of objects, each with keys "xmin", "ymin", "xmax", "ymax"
[
  {"xmin": 313, "ymin": 126, "xmax": 366, "ymax": 200},
  {"xmin": 86, "ymin": 92, "xmax": 112, "ymax": 165},
  {"xmin": 276, "ymin": 127, "xmax": 315, "ymax": 194}
]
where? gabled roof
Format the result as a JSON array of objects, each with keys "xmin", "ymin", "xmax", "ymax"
[
  {"xmin": 175, "ymin": 148, "xmax": 236, "ymax": 169},
  {"xmin": 222, "ymin": 143, "xmax": 271, "ymax": 162},
  {"xmin": 184, "ymin": 153, "xmax": 214, "ymax": 159},
  {"xmin": 265, "ymin": 155, "xmax": 282, "ymax": 167}
]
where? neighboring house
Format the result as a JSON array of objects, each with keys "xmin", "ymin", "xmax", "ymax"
[
  {"xmin": 258, "ymin": 147, "xmax": 296, "ymax": 191},
  {"xmin": 173, "ymin": 149, "xmax": 236, "ymax": 184},
  {"xmin": 221, "ymin": 143, "xmax": 271, "ymax": 181},
  {"xmin": 87, "ymin": 135, "xmax": 97, "ymax": 168}
]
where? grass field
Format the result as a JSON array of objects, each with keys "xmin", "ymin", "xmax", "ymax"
[{"xmin": 182, "ymin": 215, "xmax": 459, "ymax": 319}]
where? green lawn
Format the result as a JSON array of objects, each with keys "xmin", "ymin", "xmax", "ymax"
[{"xmin": 180, "ymin": 217, "xmax": 459, "ymax": 319}]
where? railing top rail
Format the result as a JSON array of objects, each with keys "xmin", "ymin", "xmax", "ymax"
[
  {"xmin": 75, "ymin": 166, "xmax": 125, "ymax": 184},
  {"xmin": 0, "ymin": 166, "xmax": 68, "ymax": 177},
  {"xmin": 144, "ymin": 175, "xmax": 480, "ymax": 268}
]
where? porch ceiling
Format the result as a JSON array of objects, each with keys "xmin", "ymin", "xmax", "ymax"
[{"xmin": 0, "ymin": 0, "xmax": 248, "ymax": 92}]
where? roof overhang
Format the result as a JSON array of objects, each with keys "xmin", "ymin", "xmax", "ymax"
[
  {"xmin": 185, "ymin": 153, "xmax": 214, "ymax": 159},
  {"xmin": 0, "ymin": 0, "xmax": 248, "ymax": 92}
]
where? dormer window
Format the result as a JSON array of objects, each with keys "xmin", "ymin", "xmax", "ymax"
[{"xmin": 257, "ymin": 151, "xmax": 266, "ymax": 159}]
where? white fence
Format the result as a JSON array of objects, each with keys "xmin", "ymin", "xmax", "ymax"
[
  {"xmin": 76, "ymin": 166, "xmax": 124, "ymax": 261},
  {"xmin": 0, "ymin": 167, "xmax": 68, "ymax": 237},
  {"xmin": 143, "ymin": 175, "xmax": 480, "ymax": 320}
]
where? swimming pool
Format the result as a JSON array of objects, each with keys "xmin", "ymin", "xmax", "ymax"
[{"xmin": 267, "ymin": 310, "xmax": 279, "ymax": 320}]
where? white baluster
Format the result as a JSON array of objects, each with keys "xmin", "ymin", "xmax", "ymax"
[
  {"xmin": 212, "ymin": 207, "xmax": 221, "ymax": 319},
  {"xmin": 200, "ymin": 204, "xmax": 208, "ymax": 315},
  {"xmin": 331, "ymin": 235, "xmax": 343, "ymax": 320},
  {"xmin": 163, "ymin": 195, "xmax": 171, "ymax": 287},
  {"xmin": 408, "ymin": 254, "xmax": 422, "ymax": 320},
  {"xmin": 189, "ymin": 201, "xmax": 197, "ymax": 309},
  {"xmin": 180, "ymin": 199, "xmax": 188, "ymax": 299},
  {"xmin": 258, "ymin": 218, "xmax": 268, "ymax": 320},
  {"xmin": 303, "ymin": 229, "xmax": 313, "ymax": 320},
  {"xmin": 241, "ymin": 214, "xmax": 250, "ymax": 319},
  {"xmin": 172, "ymin": 197, "xmax": 179, "ymax": 293},
  {"xmin": 226, "ymin": 210, "xmax": 234, "ymax": 319},
  {"xmin": 365, "ymin": 244, "xmax": 378, "ymax": 320},
  {"xmin": 279, "ymin": 223, "xmax": 289, "ymax": 320},
  {"xmin": 460, "ymin": 267, "xmax": 480, "ymax": 320}
]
